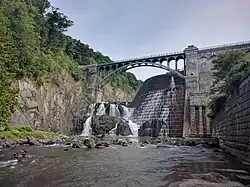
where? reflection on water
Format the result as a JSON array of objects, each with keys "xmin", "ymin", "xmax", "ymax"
[{"xmin": 0, "ymin": 142, "xmax": 249, "ymax": 187}]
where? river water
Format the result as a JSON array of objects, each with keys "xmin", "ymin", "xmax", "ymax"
[{"xmin": 0, "ymin": 139, "xmax": 250, "ymax": 187}]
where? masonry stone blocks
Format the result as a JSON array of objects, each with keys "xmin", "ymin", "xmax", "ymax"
[{"xmin": 82, "ymin": 41, "xmax": 250, "ymax": 138}]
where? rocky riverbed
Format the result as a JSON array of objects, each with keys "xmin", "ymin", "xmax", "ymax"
[{"xmin": 0, "ymin": 137, "xmax": 250, "ymax": 187}]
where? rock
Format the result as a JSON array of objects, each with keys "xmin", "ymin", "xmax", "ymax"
[
  {"xmin": 207, "ymin": 138, "xmax": 219, "ymax": 148},
  {"xmin": 92, "ymin": 115, "xmax": 117, "ymax": 135},
  {"xmin": 116, "ymin": 120, "xmax": 132, "ymax": 136},
  {"xmin": 26, "ymin": 137, "xmax": 40, "ymax": 146},
  {"xmin": 140, "ymin": 144, "xmax": 145, "ymax": 147},
  {"xmin": 65, "ymin": 142, "xmax": 71, "ymax": 146},
  {"xmin": 21, "ymin": 149, "xmax": 28, "ymax": 153},
  {"xmin": 72, "ymin": 143, "xmax": 81, "ymax": 148},
  {"xmin": 184, "ymin": 140, "xmax": 196, "ymax": 146},
  {"xmin": 13, "ymin": 153, "xmax": 19, "ymax": 158},
  {"xmin": 102, "ymin": 136, "xmax": 115, "ymax": 145},
  {"xmin": 44, "ymin": 140, "xmax": 55, "ymax": 145},
  {"xmin": 103, "ymin": 142, "xmax": 109, "ymax": 147},
  {"xmin": 83, "ymin": 138, "xmax": 96, "ymax": 148},
  {"xmin": 95, "ymin": 143, "xmax": 104, "ymax": 149},
  {"xmin": 96, "ymin": 134, "xmax": 104, "ymax": 138},
  {"xmin": 122, "ymin": 142, "xmax": 128, "ymax": 147},
  {"xmin": 116, "ymin": 139, "xmax": 128, "ymax": 147},
  {"xmin": 127, "ymin": 140, "xmax": 133, "ymax": 145},
  {"xmin": 1, "ymin": 140, "xmax": 12, "ymax": 148},
  {"xmin": 72, "ymin": 116, "xmax": 88, "ymax": 135},
  {"xmin": 64, "ymin": 148, "xmax": 69, "ymax": 151},
  {"xmin": 19, "ymin": 139, "xmax": 28, "ymax": 145},
  {"xmin": 143, "ymin": 140, "xmax": 150, "ymax": 144},
  {"xmin": 213, "ymin": 148, "xmax": 220, "ymax": 152},
  {"xmin": 0, "ymin": 145, "xmax": 3, "ymax": 149}
]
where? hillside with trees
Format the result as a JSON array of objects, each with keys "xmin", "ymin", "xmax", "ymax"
[{"xmin": 0, "ymin": 0, "xmax": 142, "ymax": 125}]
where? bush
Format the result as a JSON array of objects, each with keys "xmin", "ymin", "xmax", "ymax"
[
  {"xmin": 0, "ymin": 122, "xmax": 65, "ymax": 140},
  {"xmin": 207, "ymin": 52, "xmax": 250, "ymax": 118}
]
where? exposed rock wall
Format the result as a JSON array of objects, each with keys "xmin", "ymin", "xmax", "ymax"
[
  {"xmin": 10, "ymin": 74, "xmax": 136, "ymax": 135},
  {"xmin": 212, "ymin": 69, "xmax": 250, "ymax": 162}
]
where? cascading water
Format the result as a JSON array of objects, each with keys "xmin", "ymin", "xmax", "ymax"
[
  {"xmin": 81, "ymin": 104, "xmax": 96, "ymax": 136},
  {"xmin": 109, "ymin": 104, "xmax": 116, "ymax": 117},
  {"xmin": 128, "ymin": 120, "xmax": 139, "ymax": 137},
  {"xmin": 121, "ymin": 106, "xmax": 134, "ymax": 121},
  {"xmin": 81, "ymin": 117, "xmax": 92, "ymax": 136},
  {"xmin": 170, "ymin": 75, "xmax": 176, "ymax": 90},
  {"xmin": 96, "ymin": 103, "xmax": 106, "ymax": 116},
  {"xmin": 81, "ymin": 102, "xmax": 139, "ymax": 137}
]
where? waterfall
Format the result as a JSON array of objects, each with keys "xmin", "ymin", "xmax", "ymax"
[
  {"xmin": 81, "ymin": 116, "xmax": 92, "ymax": 136},
  {"xmin": 96, "ymin": 103, "xmax": 106, "ymax": 116},
  {"xmin": 109, "ymin": 104, "xmax": 116, "ymax": 117},
  {"xmin": 81, "ymin": 102, "xmax": 139, "ymax": 137},
  {"xmin": 81, "ymin": 104, "xmax": 96, "ymax": 136},
  {"xmin": 170, "ymin": 76, "xmax": 175, "ymax": 90},
  {"xmin": 110, "ymin": 122, "xmax": 118, "ymax": 136},
  {"xmin": 128, "ymin": 120, "xmax": 139, "ymax": 137},
  {"xmin": 122, "ymin": 106, "xmax": 134, "ymax": 121}
]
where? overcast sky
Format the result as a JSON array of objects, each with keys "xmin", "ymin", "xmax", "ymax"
[{"xmin": 50, "ymin": 0, "xmax": 250, "ymax": 81}]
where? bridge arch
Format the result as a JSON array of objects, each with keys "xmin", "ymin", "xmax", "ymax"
[{"xmin": 98, "ymin": 61, "xmax": 185, "ymax": 88}]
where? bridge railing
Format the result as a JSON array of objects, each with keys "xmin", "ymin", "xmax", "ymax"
[
  {"xmin": 199, "ymin": 40, "xmax": 250, "ymax": 51},
  {"xmin": 114, "ymin": 51, "xmax": 183, "ymax": 63}
]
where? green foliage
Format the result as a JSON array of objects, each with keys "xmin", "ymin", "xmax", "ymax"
[
  {"xmin": 0, "ymin": 0, "xmax": 140, "ymax": 125},
  {"xmin": 111, "ymin": 72, "xmax": 143, "ymax": 91},
  {"xmin": 0, "ymin": 122, "xmax": 65, "ymax": 140},
  {"xmin": 64, "ymin": 36, "xmax": 112, "ymax": 65},
  {"xmin": 0, "ymin": 6, "xmax": 19, "ymax": 123},
  {"xmin": 207, "ymin": 52, "xmax": 250, "ymax": 118}
]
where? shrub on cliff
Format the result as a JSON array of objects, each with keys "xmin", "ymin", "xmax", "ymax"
[{"xmin": 207, "ymin": 52, "xmax": 250, "ymax": 118}]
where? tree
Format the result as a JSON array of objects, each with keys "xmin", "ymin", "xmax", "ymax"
[
  {"xmin": 207, "ymin": 52, "xmax": 250, "ymax": 118},
  {"xmin": 0, "ymin": 8, "xmax": 18, "ymax": 122}
]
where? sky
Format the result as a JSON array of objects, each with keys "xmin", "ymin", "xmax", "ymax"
[{"xmin": 50, "ymin": 0, "xmax": 250, "ymax": 81}]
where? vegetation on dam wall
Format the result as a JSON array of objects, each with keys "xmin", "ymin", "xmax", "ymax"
[
  {"xmin": 207, "ymin": 52, "xmax": 250, "ymax": 118},
  {"xmin": 0, "ymin": 0, "xmax": 141, "ymax": 134}
]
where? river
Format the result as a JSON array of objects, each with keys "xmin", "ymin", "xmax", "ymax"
[{"xmin": 0, "ymin": 138, "xmax": 249, "ymax": 187}]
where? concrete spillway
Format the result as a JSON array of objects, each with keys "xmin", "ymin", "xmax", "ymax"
[{"xmin": 130, "ymin": 73, "xmax": 185, "ymax": 137}]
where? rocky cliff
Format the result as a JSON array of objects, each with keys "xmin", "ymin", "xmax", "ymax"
[{"xmin": 10, "ymin": 74, "xmax": 137, "ymax": 135}]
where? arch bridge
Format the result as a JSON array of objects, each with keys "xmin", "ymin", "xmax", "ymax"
[{"xmin": 81, "ymin": 52, "xmax": 186, "ymax": 89}]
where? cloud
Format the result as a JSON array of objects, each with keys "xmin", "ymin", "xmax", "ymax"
[{"xmin": 50, "ymin": 0, "xmax": 250, "ymax": 80}]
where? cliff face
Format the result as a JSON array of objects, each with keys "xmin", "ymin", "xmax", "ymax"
[{"xmin": 10, "ymin": 74, "xmax": 136, "ymax": 135}]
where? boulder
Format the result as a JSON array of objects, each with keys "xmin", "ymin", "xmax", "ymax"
[
  {"xmin": 83, "ymin": 138, "xmax": 96, "ymax": 148},
  {"xmin": 72, "ymin": 143, "xmax": 82, "ymax": 148},
  {"xmin": 143, "ymin": 140, "xmax": 151, "ymax": 144},
  {"xmin": 27, "ymin": 137, "xmax": 40, "ymax": 146},
  {"xmin": 72, "ymin": 116, "xmax": 88, "ymax": 135},
  {"xmin": 207, "ymin": 138, "xmax": 219, "ymax": 148},
  {"xmin": 183, "ymin": 140, "xmax": 196, "ymax": 146},
  {"xmin": 116, "ymin": 120, "xmax": 132, "ymax": 136},
  {"xmin": 92, "ymin": 115, "xmax": 117, "ymax": 135},
  {"xmin": 116, "ymin": 139, "xmax": 128, "ymax": 147}
]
